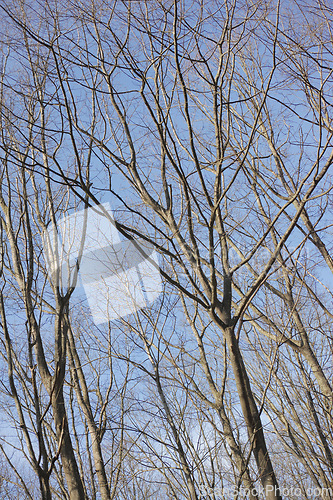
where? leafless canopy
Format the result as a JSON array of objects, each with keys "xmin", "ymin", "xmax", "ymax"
[{"xmin": 0, "ymin": 0, "xmax": 332, "ymax": 499}]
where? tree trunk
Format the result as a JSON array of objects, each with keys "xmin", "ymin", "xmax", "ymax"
[
  {"xmin": 224, "ymin": 326, "xmax": 281, "ymax": 500},
  {"xmin": 52, "ymin": 388, "xmax": 86, "ymax": 500}
]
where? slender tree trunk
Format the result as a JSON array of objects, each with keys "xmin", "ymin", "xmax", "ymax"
[
  {"xmin": 48, "ymin": 309, "xmax": 87, "ymax": 500},
  {"xmin": 51, "ymin": 388, "xmax": 86, "ymax": 500},
  {"xmin": 217, "ymin": 407, "xmax": 258, "ymax": 500},
  {"xmin": 224, "ymin": 326, "xmax": 281, "ymax": 500},
  {"xmin": 39, "ymin": 474, "xmax": 52, "ymax": 500},
  {"xmin": 67, "ymin": 325, "xmax": 111, "ymax": 500}
]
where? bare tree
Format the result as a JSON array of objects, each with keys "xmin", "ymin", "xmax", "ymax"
[{"xmin": 0, "ymin": 0, "xmax": 332, "ymax": 498}]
